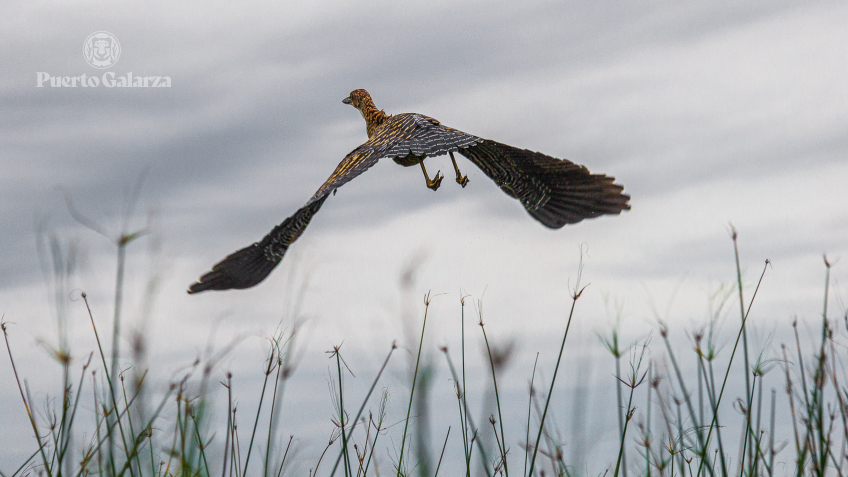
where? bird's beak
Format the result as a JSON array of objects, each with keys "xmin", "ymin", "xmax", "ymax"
[{"xmin": 342, "ymin": 97, "xmax": 352, "ymax": 105}]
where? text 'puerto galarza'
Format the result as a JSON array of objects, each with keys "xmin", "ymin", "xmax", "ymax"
[{"xmin": 36, "ymin": 72, "xmax": 172, "ymax": 88}]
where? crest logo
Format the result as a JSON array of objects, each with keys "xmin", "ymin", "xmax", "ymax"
[
  {"xmin": 37, "ymin": 31, "xmax": 170, "ymax": 88},
  {"xmin": 83, "ymin": 32, "xmax": 121, "ymax": 69}
]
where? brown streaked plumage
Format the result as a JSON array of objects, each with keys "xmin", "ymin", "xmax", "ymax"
[{"xmin": 187, "ymin": 89, "xmax": 630, "ymax": 293}]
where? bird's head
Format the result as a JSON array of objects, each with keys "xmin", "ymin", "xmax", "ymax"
[
  {"xmin": 342, "ymin": 89, "xmax": 373, "ymax": 110},
  {"xmin": 343, "ymin": 89, "xmax": 387, "ymax": 138}
]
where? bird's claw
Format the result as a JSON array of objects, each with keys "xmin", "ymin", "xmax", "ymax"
[
  {"xmin": 456, "ymin": 173, "xmax": 469, "ymax": 188},
  {"xmin": 427, "ymin": 171, "xmax": 443, "ymax": 191}
]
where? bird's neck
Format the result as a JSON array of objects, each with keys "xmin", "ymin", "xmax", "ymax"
[{"xmin": 359, "ymin": 99, "xmax": 388, "ymax": 138}]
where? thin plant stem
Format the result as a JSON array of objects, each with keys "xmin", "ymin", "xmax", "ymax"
[
  {"xmin": 739, "ymin": 373, "xmax": 758, "ymax": 473},
  {"xmin": 222, "ymin": 374, "xmax": 233, "ymax": 477},
  {"xmin": 80, "ymin": 293, "xmax": 133, "ymax": 468},
  {"xmin": 191, "ymin": 407, "xmax": 212, "ymax": 477},
  {"xmin": 10, "ymin": 447, "xmax": 42, "ymax": 477},
  {"xmin": 110, "ymin": 241, "xmax": 126, "ymax": 423},
  {"xmin": 265, "ymin": 346, "xmax": 285, "ymax": 477},
  {"xmin": 101, "ymin": 382, "xmax": 173, "ymax": 477},
  {"xmin": 707, "ymin": 356, "xmax": 727, "ymax": 475},
  {"xmin": 396, "ymin": 291, "xmax": 432, "ymax": 476},
  {"xmin": 232, "ymin": 403, "xmax": 241, "ymax": 477},
  {"xmin": 525, "ymin": 353, "xmax": 539, "ymax": 477},
  {"xmin": 734, "ymin": 233, "xmax": 753, "ymax": 471},
  {"xmin": 242, "ymin": 341, "xmax": 277, "ymax": 477},
  {"xmin": 695, "ymin": 243, "xmax": 769, "ymax": 477},
  {"xmin": 2, "ymin": 321, "xmax": 52, "ymax": 474},
  {"xmin": 461, "ymin": 294, "xmax": 471, "ymax": 472},
  {"xmin": 89, "ymin": 371, "xmax": 105, "ymax": 477},
  {"xmin": 329, "ymin": 343, "xmax": 396, "ymax": 477},
  {"xmin": 768, "ymin": 388, "xmax": 776, "ymax": 477},
  {"xmin": 120, "ymin": 374, "xmax": 144, "ymax": 477},
  {"xmin": 480, "ymin": 319, "xmax": 509, "ymax": 477},
  {"xmin": 442, "ymin": 349, "xmax": 491, "ymax": 477},
  {"xmin": 335, "ymin": 348, "xmax": 352, "ymax": 477},
  {"xmin": 434, "ymin": 427, "xmax": 451, "ymax": 477},
  {"xmin": 362, "ymin": 391, "xmax": 389, "ymax": 477},
  {"xmin": 528, "ymin": 254, "xmax": 585, "ymax": 477},
  {"xmin": 58, "ymin": 354, "xmax": 94, "ymax": 471},
  {"xmin": 312, "ymin": 435, "xmax": 338, "ymax": 477},
  {"xmin": 614, "ymin": 387, "xmax": 637, "ymax": 477},
  {"xmin": 275, "ymin": 435, "xmax": 294, "ymax": 477},
  {"xmin": 646, "ymin": 363, "xmax": 653, "ymax": 477},
  {"xmin": 659, "ymin": 332, "xmax": 707, "ymax": 466},
  {"xmin": 615, "ymin": 349, "xmax": 625, "ymax": 477}
]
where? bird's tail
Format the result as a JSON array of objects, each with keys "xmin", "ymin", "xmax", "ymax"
[{"xmin": 187, "ymin": 195, "xmax": 328, "ymax": 293}]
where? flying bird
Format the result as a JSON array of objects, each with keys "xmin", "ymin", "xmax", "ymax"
[{"xmin": 188, "ymin": 89, "xmax": 630, "ymax": 293}]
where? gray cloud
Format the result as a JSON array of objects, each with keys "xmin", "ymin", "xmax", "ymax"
[{"xmin": 2, "ymin": 0, "xmax": 847, "ymax": 470}]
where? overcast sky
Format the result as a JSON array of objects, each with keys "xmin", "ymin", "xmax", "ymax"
[{"xmin": 2, "ymin": 0, "xmax": 847, "ymax": 474}]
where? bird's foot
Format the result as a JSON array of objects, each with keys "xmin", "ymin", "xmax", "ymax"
[
  {"xmin": 427, "ymin": 171, "xmax": 443, "ymax": 191},
  {"xmin": 449, "ymin": 151, "xmax": 468, "ymax": 188},
  {"xmin": 455, "ymin": 173, "xmax": 469, "ymax": 188}
]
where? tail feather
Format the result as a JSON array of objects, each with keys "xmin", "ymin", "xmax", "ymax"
[{"xmin": 187, "ymin": 196, "xmax": 327, "ymax": 294}]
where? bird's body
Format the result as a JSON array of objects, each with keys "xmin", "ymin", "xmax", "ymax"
[
  {"xmin": 188, "ymin": 89, "xmax": 630, "ymax": 293},
  {"xmin": 307, "ymin": 112, "xmax": 482, "ymax": 204}
]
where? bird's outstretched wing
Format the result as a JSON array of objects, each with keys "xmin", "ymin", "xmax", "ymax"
[
  {"xmin": 188, "ymin": 113, "xmax": 481, "ymax": 293},
  {"xmin": 187, "ymin": 196, "xmax": 327, "ymax": 293},
  {"xmin": 458, "ymin": 139, "xmax": 630, "ymax": 228}
]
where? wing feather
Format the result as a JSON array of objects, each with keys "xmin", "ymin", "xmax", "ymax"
[
  {"xmin": 187, "ymin": 196, "xmax": 327, "ymax": 293},
  {"xmin": 458, "ymin": 139, "xmax": 630, "ymax": 228}
]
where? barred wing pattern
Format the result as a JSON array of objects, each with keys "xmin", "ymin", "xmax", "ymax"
[
  {"xmin": 309, "ymin": 113, "xmax": 482, "ymax": 202},
  {"xmin": 459, "ymin": 139, "xmax": 630, "ymax": 228},
  {"xmin": 382, "ymin": 114, "xmax": 482, "ymax": 159},
  {"xmin": 187, "ymin": 196, "xmax": 327, "ymax": 293},
  {"xmin": 188, "ymin": 88, "xmax": 629, "ymax": 294},
  {"xmin": 189, "ymin": 114, "xmax": 483, "ymax": 294}
]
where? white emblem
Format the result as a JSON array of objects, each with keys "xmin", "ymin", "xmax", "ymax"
[{"xmin": 83, "ymin": 32, "xmax": 121, "ymax": 69}]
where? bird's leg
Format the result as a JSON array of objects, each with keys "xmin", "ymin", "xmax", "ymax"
[
  {"xmin": 419, "ymin": 159, "xmax": 443, "ymax": 191},
  {"xmin": 449, "ymin": 151, "xmax": 469, "ymax": 188}
]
